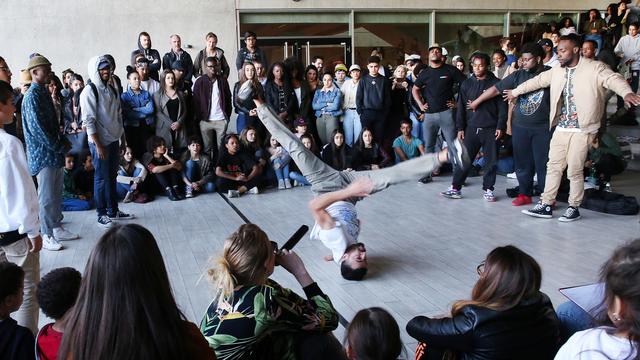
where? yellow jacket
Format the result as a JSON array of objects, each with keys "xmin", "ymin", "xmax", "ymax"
[{"xmin": 512, "ymin": 57, "xmax": 632, "ymax": 133}]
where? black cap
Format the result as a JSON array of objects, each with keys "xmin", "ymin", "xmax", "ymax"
[{"xmin": 171, "ymin": 60, "xmax": 185, "ymax": 71}]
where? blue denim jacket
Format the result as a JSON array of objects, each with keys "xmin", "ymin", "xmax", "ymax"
[
  {"xmin": 120, "ymin": 87, "xmax": 154, "ymax": 127},
  {"xmin": 312, "ymin": 87, "xmax": 343, "ymax": 117},
  {"xmin": 21, "ymin": 83, "xmax": 65, "ymax": 175}
]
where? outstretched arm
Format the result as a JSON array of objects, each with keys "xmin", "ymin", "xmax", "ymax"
[{"xmin": 308, "ymin": 177, "xmax": 374, "ymax": 230}]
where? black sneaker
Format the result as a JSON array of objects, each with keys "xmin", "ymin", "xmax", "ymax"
[
  {"xmin": 522, "ymin": 202, "xmax": 553, "ymax": 219},
  {"xmin": 173, "ymin": 186, "xmax": 185, "ymax": 200},
  {"xmin": 418, "ymin": 176, "xmax": 432, "ymax": 184},
  {"xmin": 558, "ymin": 206, "xmax": 581, "ymax": 222},
  {"xmin": 97, "ymin": 215, "xmax": 113, "ymax": 228},
  {"xmin": 236, "ymin": 80, "xmax": 256, "ymax": 102},
  {"xmin": 167, "ymin": 188, "xmax": 179, "ymax": 201},
  {"xmin": 448, "ymin": 138, "xmax": 471, "ymax": 170},
  {"xmin": 108, "ymin": 210, "xmax": 135, "ymax": 220}
]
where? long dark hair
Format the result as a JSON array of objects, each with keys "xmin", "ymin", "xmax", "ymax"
[
  {"xmin": 284, "ymin": 56, "xmax": 305, "ymax": 83},
  {"xmin": 57, "ymin": 224, "xmax": 189, "ymax": 360},
  {"xmin": 355, "ymin": 127, "xmax": 377, "ymax": 152},
  {"xmin": 329, "ymin": 128, "xmax": 349, "ymax": 170},
  {"xmin": 599, "ymin": 238, "xmax": 640, "ymax": 359},
  {"xmin": 267, "ymin": 61, "xmax": 290, "ymax": 83},
  {"xmin": 239, "ymin": 126, "xmax": 262, "ymax": 152},
  {"xmin": 345, "ymin": 307, "xmax": 403, "ymax": 360},
  {"xmin": 452, "ymin": 245, "xmax": 542, "ymax": 315}
]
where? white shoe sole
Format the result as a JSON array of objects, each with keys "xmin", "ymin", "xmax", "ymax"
[
  {"xmin": 521, "ymin": 210, "xmax": 552, "ymax": 218},
  {"xmin": 558, "ymin": 216, "xmax": 581, "ymax": 222}
]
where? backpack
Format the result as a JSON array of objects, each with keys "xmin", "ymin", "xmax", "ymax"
[{"xmin": 581, "ymin": 188, "xmax": 640, "ymax": 215}]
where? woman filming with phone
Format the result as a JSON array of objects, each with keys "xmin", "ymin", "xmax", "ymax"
[{"xmin": 200, "ymin": 223, "xmax": 345, "ymax": 360}]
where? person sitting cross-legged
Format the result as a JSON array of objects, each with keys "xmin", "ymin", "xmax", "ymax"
[
  {"xmin": 181, "ymin": 136, "xmax": 216, "ymax": 198},
  {"xmin": 61, "ymin": 153, "xmax": 93, "ymax": 211},
  {"xmin": 142, "ymin": 136, "xmax": 185, "ymax": 201},
  {"xmin": 215, "ymin": 133, "xmax": 260, "ymax": 198}
]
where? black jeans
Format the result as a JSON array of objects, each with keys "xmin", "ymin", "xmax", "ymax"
[
  {"xmin": 359, "ymin": 109, "xmax": 386, "ymax": 144},
  {"xmin": 152, "ymin": 169, "xmax": 181, "ymax": 191},
  {"xmin": 216, "ymin": 176, "xmax": 260, "ymax": 192},
  {"xmin": 512, "ymin": 124, "xmax": 551, "ymax": 196},
  {"xmin": 452, "ymin": 127, "xmax": 498, "ymax": 191}
]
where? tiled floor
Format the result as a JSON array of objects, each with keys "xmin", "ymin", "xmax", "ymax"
[{"xmin": 39, "ymin": 171, "xmax": 640, "ymax": 356}]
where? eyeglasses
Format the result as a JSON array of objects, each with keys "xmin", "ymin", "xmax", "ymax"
[
  {"xmin": 476, "ymin": 261, "xmax": 486, "ymax": 275},
  {"xmin": 270, "ymin": 241, "xmax": 279, "ymax": 255}
]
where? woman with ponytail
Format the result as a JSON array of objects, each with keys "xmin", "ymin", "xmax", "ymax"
[
  {"xmin": 555, "ymin": 238, "xmax": 640, "ymax": 360},
  {"xmin": 200, "ymin": 223, "xmax": 343, "ymax": 360}
]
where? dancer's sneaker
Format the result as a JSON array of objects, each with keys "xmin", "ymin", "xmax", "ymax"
[
  {"xmin": 511, "ymin": 194, "xmax": 532, "ymax": 206},
  {"xmin": 236, "ymin": 80, "xmax": 256, "ymax": 102},
  {"xmin": 448, "ymin": 138, "xmax": 470, "ymax": 170},
  {"xmin": 441, "ymin": 187, "xmax": 462, "ymax": 199},
  {"xmin": 558, "ymin": 206, "xmax": 581, "ymax": 222},
  {"xmin": 483, "ymin": 189, "xmax": 496, "ymax": 202},
  {"xmin": 522, "ymin": 202, "xmax": 552, "ymax": 218}
]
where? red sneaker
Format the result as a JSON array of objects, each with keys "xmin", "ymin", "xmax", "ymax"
[{"xmin": 512, "ymin": 194, "xmax": 533, "ymax": 206}]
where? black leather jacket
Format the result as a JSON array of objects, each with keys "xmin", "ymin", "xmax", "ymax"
[
  {"xmin": 406, "ymin": 292, "xmax": 560, "ymax": 360},
  {"xmin": 233, "ymin": 81, "xmax": 264, "ymax": 116}
]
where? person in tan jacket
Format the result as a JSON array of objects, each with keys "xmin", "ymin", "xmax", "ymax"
[{"xmin": 505, "ymin": 34, "xmax": 640, "ymax": 222}]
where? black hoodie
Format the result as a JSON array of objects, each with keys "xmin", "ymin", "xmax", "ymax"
[
  {"xmin": 456, "ymin": 72, "xmax": 506, "ymax": 131},
  {"xmin": 130, "ymin": 34, "xmax": 162, "ymax": 81}
]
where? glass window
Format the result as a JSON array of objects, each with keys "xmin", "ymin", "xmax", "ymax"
[
  {"xmin": 435, "ymin": 13, "xmax": 505, "ymax": 64},
  {"xmin": 354, "ymin": 12, "xmax": 430, "ymax": 71},
  {"xmin": 509, "ymin": 13, "xmax": 578, "ymax": 47}
]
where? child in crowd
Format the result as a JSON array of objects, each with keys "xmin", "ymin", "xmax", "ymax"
[
  {"xmin": 352, "ymin": 128, "xmax": 391, "ymax": 171},
  {"xmin": 345, "ymin": 307, "xmax": 403, "ymax": 360},
  {"xmin": 117, "ymin": 146, "xmax": 149, "ymax": 203},
  {"xmin": 62, "ymin": 154, "xmax": 93, "ymax": 211},
  {"xmin": 293, "ymin": 117, "xmax": 308, "ymax": 138},
  {"xmin": 321, "ymin": 128, "xmax": 352, "ymax": 171},
  {"xmin": 35, "ymin": 267, "xmax": 82, "ymax": 360},
  {"xmin": 73, "ymin": 153, "xmax": 95, "ymax": 196},
  {"xmin": 181, "ymin": 136, "xmax": 216, "ymax": 198},
  {"xmin": 142, "ymin": 136, "xmax": 184, "ymax": 201},
  {"xmin": 0, "ymin": 262, "xmax": 35, "ymax": 359},
  {"xmin": 121, "ymin": 70, "xmax": 155, "ymax": 158},
  {"xmin": 266, "ymin": 134, "xmax": 292, "ymax": 189},
  {"xmin": 215, "ymin": 134, "xmax": 260, "ymax": 198},
  {"xmin": 289, "ymin": 133, "xmax": 317, "ymax": 187}
]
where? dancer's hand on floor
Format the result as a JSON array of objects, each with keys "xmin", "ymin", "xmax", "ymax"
[
  {"xmin": 323, "ymin": 255, "xmax": 333, "ymax": 262},
  {"xmin": 346, "ymin": 177, "xmax": 374, "ymax": 198}
]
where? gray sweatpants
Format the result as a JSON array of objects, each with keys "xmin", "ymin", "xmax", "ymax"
[{"xmin": 257, "ymin": 105, "xmax": 442, "ymax": 198}]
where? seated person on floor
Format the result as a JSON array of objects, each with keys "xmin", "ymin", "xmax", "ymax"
[
  {"xmin": 181, "ymin": 136, "xmax": 216, "ymax": 198},
  {"xmin": 267, "ymin": 133, "xmax": 293, "ymax": 190},
  {"xmin": 36, "ymin": 267, "xmax": 82, "ymax": 360},
  {"xmin": 470, "ymin": 135, "xmax": 514, "ymax": 176},
  {"xmin": 117, "ymin": 146, "xmax": 149, "ymax": 203},
  {"xmin": 239, "ymin": 126, "xmax": 267, "ymax": 175},
  {"xmin": 294, "ymin": 117, "xmax": 308, "ymax": 138},
  {"xmin": 393, "ymin": 119, "xmax": 425, "ymax": 163},
  {"xmin": 0, "ymin": 262, "xmax": 35, "ymax": 359},
  {"xmin": 351, "ymin": 127, "xmax": 391, "ymax": 171},
  {"xmin": 73, "ymin": 152, "xmax": 94, "ymax": 196},
  {"xmin": 62, "ymin": 153, "xmax": 93, "ymax": 211},
  {"xmin": 142, "ymin": 136, "xmax": 185, "ymax": 201},
  {"xmin": 321, "ymin": 128, "xmax": 352, "ymax": 171},
  {"xmin": 215, "ymin": 133, "xmax": 260, "ymax": 198},
  {"xmin": 289, "ymin": 134, "xmax": 317, "ymax": 187},
  {"xmin": 345, "ymin": 307, "xmax": 403, "ymax": 360},
  {"xmin": 407, "ymin": 245, "xmax": 560, "ymax": 360},
  {"xmin": 555, "ymin": 238, "xmax": 640, "ymax": 360},
  {"xmin": 585, "ymin": 131, "xmax": 626, "ymax": 191},
  {"xmin": 200, "ymin": 223, "xmax": 342, "ymax": 360}
]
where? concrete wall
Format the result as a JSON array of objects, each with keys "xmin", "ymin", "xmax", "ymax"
[
  {"xmin": 0, "ymin": 0, "xmax": 238, "ymax": 87},
  {"xmin": 1, "ymin": 0, "xmax": 604, "ymax": 87}
]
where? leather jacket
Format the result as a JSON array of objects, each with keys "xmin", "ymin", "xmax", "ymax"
[{"xmin": 406, "ymin": 292, "xmax": 561, "ymax": 360}]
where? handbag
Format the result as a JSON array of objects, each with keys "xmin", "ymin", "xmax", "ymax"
[{"xmin": 65, "ymin": 130, "xmax": 89, "ymax": 156}]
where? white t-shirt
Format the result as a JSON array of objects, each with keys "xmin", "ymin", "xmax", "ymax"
[
  {"xmin": 208, "ymin": 80, "xmax": 226, "ymax": 121},
  {"xmin": 555, "ymin": 327, "xmax": 638, "ymax": 360},
  {"xmin": 140, "ymin": 79, "xmax": 160, "ymax": 95},
  {"xmin": 310, "ymin": 201, "xmax": 360, "ymax": 263}
]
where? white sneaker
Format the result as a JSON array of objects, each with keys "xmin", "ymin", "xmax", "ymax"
[
  {"xmin": 42, "ymin": 234, "xmax": 63, "ymax": 251},
  {"xmin": 228, "ymin": 190, "xmax": 240, "ymax": 198},
  {"xmin": 507, "ymin": 172, "xmax": 517, "ymax": 179},
  {"xmin": 249, "ymin": 186, "xmax": 260, "ymax": 194},
  {"xmin": 53, "ymin": 227, "xmax": 79, "ymax": 241},
  {"xmin": 284, "ymin": 180, "xmax": 292, "ymax": 189}
]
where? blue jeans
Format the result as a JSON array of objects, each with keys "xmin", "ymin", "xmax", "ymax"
[
  {"xmin": 342, "ymin": 109, "xmax": 361, "ymax": 146},
  {"xmin": 36, "ymin": 167, "xmax": 63, "ymax": 235},
  {"xmin": 236, "ymin": 113, "xmax": 248, "ymax": 135},
  {"xmin": 272, "ymin": 160, "xmax": 290, "ymax": 181},
  {"xmin": 90, "ymin": 141, "xmax": 120, "ymax": 217},
  {"xmin": 410, "ymin": 112, "xmax": 424, "ymax": 143},
  {"xmin": 289, "ymin": 171, "xmax": 311, "ymax": 186},
  {"xmin": 62, "ymin": 198, "xmax": 93, "ymax": 211},
  {"xmin": 556, "ymin": 301, "xmax": 594, "ymax": 343},
  {"xmin": 184, "ymin": 159, "xmax": 216, "ymax": 192},
  {"xmin": 422, "ymin": 109, "xmax": 457, "ymax": 153},
  {"xmin": 116, "ymin": 167, "xmax": 142, "ymax": 199}
]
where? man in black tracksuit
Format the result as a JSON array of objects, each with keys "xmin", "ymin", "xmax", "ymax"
[
  {"xmin": 356, "ymin": 55, "xmax": 391, "ymax": 144},
  {"xmin": 442, "ymin": 53, "xmax": 506, "ymax": 201}
]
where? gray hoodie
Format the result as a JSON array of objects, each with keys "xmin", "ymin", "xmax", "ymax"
[{"xmin": 80, "ymin": 56, "xmax": 124, "ymax": 145}]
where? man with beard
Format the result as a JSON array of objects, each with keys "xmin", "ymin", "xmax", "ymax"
[
  {"xmin": 469, "ymin": 43, "xmax": 552, "ymax": 207},
  {"xmin": 411, "ymin": 43, "xmax": 466, "ymax": 182},
  {"xmin": 505, "ymin": 34, "xmax": 640, "ymax": 222}
]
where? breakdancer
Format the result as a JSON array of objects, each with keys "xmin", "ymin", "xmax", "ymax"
[{"xmin": 238, "ymin": 82, "xmax": 470, "ymax": 280}]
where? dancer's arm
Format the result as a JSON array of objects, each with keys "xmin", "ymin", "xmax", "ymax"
[{"xmin": 309, "ymin": 178, "xmax": 373, "ymax": 230}]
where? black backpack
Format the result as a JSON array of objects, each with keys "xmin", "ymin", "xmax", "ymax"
[{"xmin": 581, "ymin": 188, "xmax": 640, "ymax": 215}]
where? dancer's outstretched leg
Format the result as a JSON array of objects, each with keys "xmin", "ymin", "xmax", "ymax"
[{"xmin": 255, "ymin": 103, "xmax": 348, "ymax": 193}]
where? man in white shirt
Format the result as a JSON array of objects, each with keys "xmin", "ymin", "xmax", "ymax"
[{"xmin": 0, "ymin": 80, "xmax": 42, "ymax": 334}]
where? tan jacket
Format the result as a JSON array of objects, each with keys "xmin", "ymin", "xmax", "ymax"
[{"xmin": 512, "ymin": 57, "xmax": 632, "ymax": 133}]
